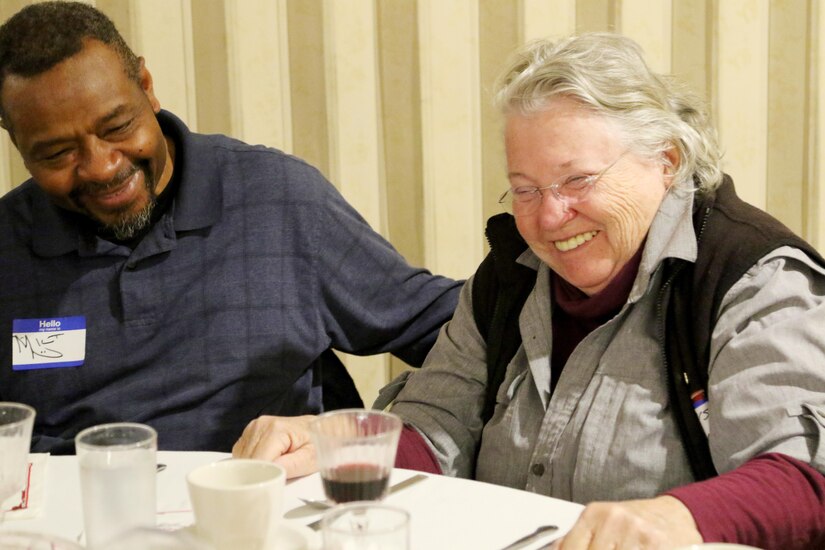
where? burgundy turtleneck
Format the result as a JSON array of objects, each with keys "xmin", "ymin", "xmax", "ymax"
[{"xmin": 550, "ymin": 245, "xmax": 643, "ymax": 389}]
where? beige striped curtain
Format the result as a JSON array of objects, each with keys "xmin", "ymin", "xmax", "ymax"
[{"xmin": 1, "ymin": 0, "xmax": 823, "ymax": 404}]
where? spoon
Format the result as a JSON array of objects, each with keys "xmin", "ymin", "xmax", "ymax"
[{"xmin": 298, "ymin": 496, "xmax": 332, "ymax": 510}]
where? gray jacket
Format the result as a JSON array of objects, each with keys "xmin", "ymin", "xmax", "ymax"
[{"xmin": 384, "ymin": 186, "xmax": 825, "ymax": 503}]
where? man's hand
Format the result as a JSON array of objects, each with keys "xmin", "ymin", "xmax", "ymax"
[
  {"xmin": 232, "ymin": 415, "xmax": 318, "ymax": 478},
  {"xmin": 556, "ymin": 495, "xmax": 703, "ymax": 549}
]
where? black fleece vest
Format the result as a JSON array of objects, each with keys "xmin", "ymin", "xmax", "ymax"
[{"xmin": 473, "ymin": 176, "xmax": 825, "ymax": 481}]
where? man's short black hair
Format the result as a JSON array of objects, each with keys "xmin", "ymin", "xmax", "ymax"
[{"xmin": 0, "ymin": 1, "xmax": 141, "ymax": 123}]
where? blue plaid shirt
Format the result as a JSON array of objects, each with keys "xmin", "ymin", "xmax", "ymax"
[{"xmin": 0, "ymin": 111, "xmax": 461, "ymax": 453}]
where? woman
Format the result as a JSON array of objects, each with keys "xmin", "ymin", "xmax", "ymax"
[{"xmin": 235, "ymin": 34, "xmax": 825, "ymax": 549}]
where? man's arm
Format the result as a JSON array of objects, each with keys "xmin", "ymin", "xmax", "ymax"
[
  {"xmin": 232, "ymin": 415, "xmax": 318, "ymax": 478},
  {"xmin": 31, "ymin": 433, "xmax": 76, "ymax": 455},
  {"xmin": 307, "ymin": 172, "xmax": 462, "ymax": 366}
]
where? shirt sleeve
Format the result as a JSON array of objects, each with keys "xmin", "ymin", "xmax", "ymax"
[
  {"xmin": 666, "ymin": 452, "xmax": 825, "ymax": 549},
  {"xmin": 306, "ymin": 168, "xmax": 463, "ymax": 366},
  {"xmin": 707, "ymin": 246, "xmax": 825, "ymax": 474},
  {"xmin": 679, "ymin": 247, "xmax": 825, "ymax": 547},
  {"xmin": 389, "ymin": 275, "xmax": 490, "ymax": 478},
  {"xmin": 395, "ymin": 425, "xmax": 443, "ymax": 474},
  {"xmin": 31, "ymin": 433, "xmax": 75, "ymax": 455}
]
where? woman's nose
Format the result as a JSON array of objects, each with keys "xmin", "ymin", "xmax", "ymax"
[{"xmin": 535, "ymin": 190, "xmax": 571, "ymax": 228}]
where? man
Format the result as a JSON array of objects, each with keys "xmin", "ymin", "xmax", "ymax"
[{"xmin": 0, "ymin": 2, "xmax": 460, "ymax": 453}]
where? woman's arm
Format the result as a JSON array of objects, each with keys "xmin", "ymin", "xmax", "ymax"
[
  {"xmin": 560, "ymin": 247, "xmax": 825, "ymax": 549},
  {"xmin": 389, "ymin": 275, "xmax": 492, "ymax": 478},
  {"xmin": 668, "ymin": 452, "xmax": 825, "ymax": 548},
  {"xmin": 395, "ymin": 425, "xmax": 442, "ymax": 474}
]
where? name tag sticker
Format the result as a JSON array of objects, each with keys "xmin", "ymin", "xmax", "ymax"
[{"xmin": 12, "ymin": 316, "xmax": 86, "ymax": 371}]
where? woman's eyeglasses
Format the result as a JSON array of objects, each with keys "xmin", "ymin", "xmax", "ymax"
[{"xmin": 498, "ymin": 151, "xmax": 628, "ymax": 216}]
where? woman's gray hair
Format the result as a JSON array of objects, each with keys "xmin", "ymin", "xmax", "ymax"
[{"xmin": 494, "ymin": 33, "xmax": 723, "ymax": 193}]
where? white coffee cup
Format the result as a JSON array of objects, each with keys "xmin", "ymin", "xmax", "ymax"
[{"xmin": 186, "ymin": 459, "xmax": 286, "ymax": 550}]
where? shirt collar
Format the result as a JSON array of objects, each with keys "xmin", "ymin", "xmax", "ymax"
[
  {"xmin": 30, "ymin": 110, "xmax": 222, "ymax": 257},
  {"xmin": 629, "ymin": 185, "xmax": 697, "ymax": 301},
  {"xmin": 156, "ymin": 110, "xmax": 223, "ymax": 232}
]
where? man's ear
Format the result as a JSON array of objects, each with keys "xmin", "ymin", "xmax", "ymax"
[
  {"xmin": 0, "ymin": 114, "xmax": 17, "ymax": 147},
  {"xmin": 0, "ymin": 94, "xmax": 9, "ymax": 134},
  {"xmin": 137, "ymin": 57, "xmax": 161, "ymax": 114}
]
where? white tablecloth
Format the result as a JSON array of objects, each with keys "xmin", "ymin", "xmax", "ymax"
[{"xmin": 1, "ymin": 451, "xmax": 584, "ymax": 549}]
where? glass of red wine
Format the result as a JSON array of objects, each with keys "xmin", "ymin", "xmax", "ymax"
[{"xmin": 310, "ymin": 409, "xmax": 402, "ymax": 504}]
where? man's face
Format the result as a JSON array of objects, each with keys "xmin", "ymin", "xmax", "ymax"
[{"xmin": 0, "ymin": 39, "xmax": 174, "ymax": 239}]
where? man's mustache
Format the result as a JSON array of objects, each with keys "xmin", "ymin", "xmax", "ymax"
[{"xmin": 72, "ymin": 165, "xmax": 141, "ymax": 199}]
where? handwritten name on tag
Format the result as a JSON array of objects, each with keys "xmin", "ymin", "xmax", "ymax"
[{"xmin": 12, "ymin": 316, "xmax": 86, "ymax": 371}]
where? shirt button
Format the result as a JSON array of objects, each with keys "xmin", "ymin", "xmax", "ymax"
[{"xmin": 531, "ymin": 463, "xmax": 545, "ymax": 477}]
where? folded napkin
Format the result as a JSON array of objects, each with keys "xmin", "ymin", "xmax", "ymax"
[{"xmin": 1, "ymin": 453, "xmax": 48, "ymax": 519}]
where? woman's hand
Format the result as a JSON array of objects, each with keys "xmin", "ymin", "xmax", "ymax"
[
  {"xmin": 232, "ymin": 415, "xmax": 318, "ymax": 478},
  {"xmin": 556, "ymin": 495, "xmax": 703, "ymax": 549}
]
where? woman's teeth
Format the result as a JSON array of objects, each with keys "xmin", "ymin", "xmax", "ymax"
[{"xmin": 554, "ymin": 230, "xmax": 598, "ymax": 252}]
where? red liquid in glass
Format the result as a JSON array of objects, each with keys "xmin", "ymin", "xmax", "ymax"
[{"xmin": 322, "ymin": 463, "xmax": 390, "ymax": 503}]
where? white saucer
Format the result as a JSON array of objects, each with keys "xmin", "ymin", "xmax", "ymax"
[
  {"xmin": 277, "ymin": 521, "xmax": 321, "ymax": 550},
  {"xmin": 179, "ymin": 522, "xmax": 320, "ymax": 550}
]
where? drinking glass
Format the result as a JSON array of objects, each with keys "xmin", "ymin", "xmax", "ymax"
[
  {"xmin": 309, "ymin": 409, "xmax": 402, "ymax": 504},
  {"xmin": 0, "ymin": 402, "xmax": 36, "ymax": 521},
  {"xmin": 75, "ymin": 423, "xmax": 157, "ymax": 548},
  {"xmin": 321, "ymin": 502, "xmax": 409, "ymax": 550}
]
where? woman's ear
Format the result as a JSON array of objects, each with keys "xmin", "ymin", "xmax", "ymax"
[{"xmin": 663, "ymin": 146, "xmax": 680, "ymax": 188}]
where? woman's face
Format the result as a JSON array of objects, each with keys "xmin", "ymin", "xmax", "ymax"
[{"xmin": 505, "ymin": 97, "xmax": 671, "ymax": 295}]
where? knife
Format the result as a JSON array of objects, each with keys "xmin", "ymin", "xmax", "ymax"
[{"xmin": 499, "ymin": 524, "xmax": 559, "ymax": 550}]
